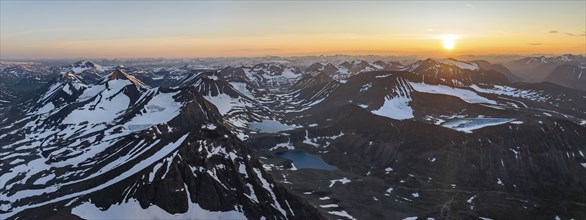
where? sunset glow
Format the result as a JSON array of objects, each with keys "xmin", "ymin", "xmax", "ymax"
[
  {"xmin": 1, "ymin": 1, "xmax": 584, "ymax": 59},
  {"xmin": 441, "ymin": 35, "xmax": 459, "ymax": 50}
]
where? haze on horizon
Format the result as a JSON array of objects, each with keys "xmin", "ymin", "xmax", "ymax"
[{"xmin": 1, "ymin": 1, "xmax": 585, "ymax": 59}]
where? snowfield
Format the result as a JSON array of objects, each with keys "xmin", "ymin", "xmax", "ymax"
[
  {"xmin": 371, "ymin": 95, "xmax": 414, "ymax": 120},
  {"xmin": 410, "ymin": 82, "xmax": 496, "ymax": 104}
]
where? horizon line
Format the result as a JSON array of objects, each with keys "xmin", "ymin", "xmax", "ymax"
[{"xmin": 1, "ymin": 52, "xmax": 584, "ymax": 61}]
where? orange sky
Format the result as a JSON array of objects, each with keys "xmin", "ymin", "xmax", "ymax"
[{"xmin": 1, "ymin": 1, "xmax": 585, "ymax": 59}]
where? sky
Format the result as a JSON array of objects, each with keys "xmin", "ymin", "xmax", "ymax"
[{"xmin": 1, "ymin": 1, "xmax": 585, "ymax": 59}]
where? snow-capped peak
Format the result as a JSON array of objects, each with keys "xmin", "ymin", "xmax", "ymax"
[
  {"xmin": 70, "ymin": 60, "xmax": 101, "ymax": 73},
  {"xmin": 61, "ymin": 70, "xmax": 86, "ymax": 84},
  {"xmin": 521, "ymin": 54, "xmax": 585, "ymax": 65}
]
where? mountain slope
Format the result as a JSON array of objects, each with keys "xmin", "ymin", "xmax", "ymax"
[
  {"xmin": 248, "ymin": 68, "xmax": 586, "ymax": 219},
  {"xmin": 545, "ymin": 64, "xmax": 586, "ymax": 91},
  {"xmin": 406, "ymin": 58, "xmax": 510, "ymax": 86},
  {"xmin": 176, "ymin": 71, "xmax": 274, "ymax": 136},
  {"xmin": 259, "ymin": 103, "xmax": 586, "ymax": 219},
  {"xmin": 503, "ymin": 54, "xmax": 585, "ymax": 82},
  {"xmin": 0, "ymin": 69, "xmax": 322, "ymax": 219}
]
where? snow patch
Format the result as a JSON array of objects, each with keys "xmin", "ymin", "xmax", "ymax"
[
  {"xmin": 125, "ymin": 91, "xmax": 182, "ymax": 131},
  {"xmin": 202, "ymin": 123, "xmax": 217, "ymax": 130},
  {"xmin": 329, "ymin": 177, "xmax": 351, "ymax": 187},
  {"xmin": 36, "ymin": 102, "xmax": 55, "ymax": 114},
  {"xmin": 229, "ymin": 82, "xmax": 254, "ymax": 98},
  {"xmin": 372, "ymin": 95, "xmax": 414, "ymax": 120},
  {"xmin": 467, "ymin": 195, "xmax": 477, "ymax": 203}
]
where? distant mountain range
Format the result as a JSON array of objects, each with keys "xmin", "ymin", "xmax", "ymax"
[{"xmin": 502, "ymin": 54, "xmax": 585, "ymax": 90}]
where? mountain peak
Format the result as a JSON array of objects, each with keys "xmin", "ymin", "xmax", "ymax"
[
  {"xmin": 518, "ymin": 54, "xmax": 584, "ymax": 65},
  {"xmin": 72, "ymin": 60, "xmax": 97, "ymax": 68},
  {"xmin": 306, "ymin": 62, "xmax": 325, "ymax": 72},
  {"xmin": 417, "ymin": 58, "xmax": 479, "ymax": 71},
  {"xmin": 69, "ymin": 60, "xmax": 101, "ymax": 74},
  {"xmin": 60, "ymin": 70, "xmax": 85, "ymax": 84},
  {"xmin": 106, "ymin": 68, "xmax": 147, "ymax": 87}
]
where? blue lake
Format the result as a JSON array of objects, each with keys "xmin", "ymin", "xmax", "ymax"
[
  {"xmin": 277, "ymin": 150, "xmax": 336, "ymax": 170},
  {"xmin": 248, "ymin": 119, "xmax": 293, "ymax": 133}
]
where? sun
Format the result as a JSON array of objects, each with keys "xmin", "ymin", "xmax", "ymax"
[{"xmin": 440, "ymin": 34, "xmax": 459, "ymax": 50}]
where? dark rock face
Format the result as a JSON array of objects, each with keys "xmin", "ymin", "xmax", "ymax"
[
  {"xmin": 0, "ymin": 69, "xmax": 324, "ymax": 220},
  {"xmin": 177, "ymin": 71, "xmax": 248, "ymax": 99},
  {"xmin": 107, "ymin": 68, "xmax": 147, "ymax": 87},
  {"xmin": 0, "ymin": 83, "xmax": 16, "ymax": 111},
  {"xmin": 288, "ymin": 73, "xmax": 339, "ymax": 107},
  {"xmin": 213, "ymin": 64, "xmax": 303, "ymax": 89},
  {"xmin": 67, "ymin": 60, "xmax": 109, "ymax": 84},
  {"xmin": 325, "ymin": 106, "xmax": 586, "ymax": 219},
  {"xmin": 250, "ymin": 101, "xmax": 586, "ymax": 219},
  {"xmin": 304, "ymin": 62, "xmax": 339, "ymax": 77},
  {"xmin": 372, "ymin": 60, "xmax": 388, "ymax": 69},
  {"xmin": 406, "ymin": 58, "xmax": 510, "ymax": 86},
  {"xmin": 546, "ymin": 64, "xmax": 586, "ymax": 91},
  {"xmin": 175, "ymin": 70, "xmax": 273, "ymax": 132}
]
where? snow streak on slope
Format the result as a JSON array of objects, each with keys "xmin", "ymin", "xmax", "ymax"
[
  {"xmin": 63, "ymin": 79, "xmax": 131, "ymax": 124},
  {"xmin": 178, "ymin": 71, "xmax": 273, "ymax": 131},
  {"xmin": 470, "ymin": 84, "xmax": 548, "ymax": 102},
  {"xmin": 409, "ymin": 82, "xmax": 496, "ymax": 104},
  {"xmin": 1, "ymin": 133, "xmax": 189, "ymax": 218}
]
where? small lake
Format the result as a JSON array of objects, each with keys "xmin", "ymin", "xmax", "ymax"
[
  {"xmin": 277, "ymin": 150, "xmax": 336, "ymax": 170},
  {"xmin": 248, "ymin": 119, "xmax": 293, "ymax": 133}
]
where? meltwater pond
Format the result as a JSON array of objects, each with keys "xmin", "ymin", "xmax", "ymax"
[
  {"xmin": 277, "ymin": 150, "xmax": 336, "ymax": 170},
  {"xmin": 248, "ymin": 119, "xmax": 294, "ymax": 133}
]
